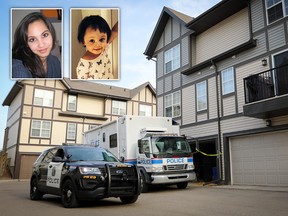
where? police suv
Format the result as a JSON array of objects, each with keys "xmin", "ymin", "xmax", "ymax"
[{"xmin": 30, "ymin": 145, "xmax": 141, "ymax": 208}]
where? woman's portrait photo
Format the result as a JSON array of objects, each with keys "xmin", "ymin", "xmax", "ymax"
[
  {"xmin": 11, "ymin": 9, "xmax": 62, "ymax": 79},
  {"xmin": 71, "ymin": 8, "xmax": 119, "ymax": 80}
]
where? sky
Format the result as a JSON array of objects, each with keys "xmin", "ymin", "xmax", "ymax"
[{"xmin": 0, "ymin": 0, "xmax": 220, "ymax": 150}]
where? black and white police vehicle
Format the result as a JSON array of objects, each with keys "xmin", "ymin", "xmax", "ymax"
[{"xmin": 30, "ymin": 145, "xmax": 141, "ymax": 208}]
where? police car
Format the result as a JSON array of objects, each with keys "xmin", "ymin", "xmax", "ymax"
[{"xmin": 30, "ymin": 145, "xmax": 141, "ymax": 208}]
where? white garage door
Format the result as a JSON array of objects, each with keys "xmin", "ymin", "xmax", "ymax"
[{"xmin": 230, "ymin": 130, "xmax": 288, "ymax": 186}]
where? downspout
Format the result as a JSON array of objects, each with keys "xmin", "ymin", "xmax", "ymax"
[
  {"xmin": 247, "ymin": 0, "xmax": 253, "ymax": 39},
  {"xmin": 211, "ymin": 60, "xmax": 222, "ymax": 182}
]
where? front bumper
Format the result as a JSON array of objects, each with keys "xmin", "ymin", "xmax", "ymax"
[
  {"xmin": 75, "ymin": 164, "xmax": 141, "ymax": 200},
  {"xmin": 75, "ymin": 178, "xmax": 139, "ymax": 200},
  {"xmin": 151, "ymin": 171, "xmax": 196, "ymax": 184}
]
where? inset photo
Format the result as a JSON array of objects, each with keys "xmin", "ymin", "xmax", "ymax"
[
  {"xmin": 70, "ymin": 8, "xmax": 119, "ymax": 80},
  {"xmin": 11, "ymin": 8, "xmax": 63, "ymax": 79}
]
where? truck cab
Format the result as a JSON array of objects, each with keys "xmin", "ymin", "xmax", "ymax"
[{"xmin": 137, "ymin": 134, "xmax": 195, "ymax": 192}]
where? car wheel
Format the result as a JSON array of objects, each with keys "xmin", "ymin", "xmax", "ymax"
[
  {"xmin": 176, "ymin": 182, "xmax": 188, "ymax": 189},
  {"xmin": 140, "ymin": 172, "xmax": 149, "ymax": 193},
  {"xmin": 30, "ymin": 177, "xmax": 43, "ymax": 200},
  {"xmin": 61, "ymin": 179, "xmax": 78, "ymax": 208},
  {"xmin": 120, "ymin": 195, "xmax": 139, "ymax": 204}
]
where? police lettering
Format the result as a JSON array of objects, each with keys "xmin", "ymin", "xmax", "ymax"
[
  {"xmin": 139, "ymin": 159, "xmax": 151, "ymax": 164},
  {"xmin": 47, "ymin": 177, "xmax": 59, "ymax": 184},
  {"xmin": 167, "ymin": 158, "xmax": 184, "ymax": 163}
]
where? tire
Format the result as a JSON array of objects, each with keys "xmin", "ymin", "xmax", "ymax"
[
  {"xmin": 30, "ymin": 177, "xmax": 43, "ymax": 200},
  {"xmin": 120, "ymin": 195, "xmax": 139, "ymax": 204},
  {"xmin": 177, "ymin": 182, "xmax": 188, "ymax": 189},
  {"xmin": 61, "ymin": 179, "xmax": 78, "ymax": 208},
  {"xmin": 140, "ymin": 171, "xmax": 149, "ymax": 193}
]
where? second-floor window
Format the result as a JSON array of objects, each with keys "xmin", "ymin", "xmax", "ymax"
[
  {"xmin": 139, "ymin": 104, "xmax": 152, "ymax": 116},
  {"xmin": 164, "ymin": 44, "xmax": 180, "ymax": 73},
  {"xmin": 67, "ymin": 123, "xmax": 76, "ymax": 140},
  {"xmin": 165, "ymin": 91, "xmax": 181, "ymax": 117},
  {"xmin": 196, "ymin": 81, "xmax": 207, "ymax": 111},
  {"xmin": 34, "ymin": 89, "xmax": 54, "ymax": 107},
  {"xmin": 31, "ymin": 120, "xmax": 51, "ymax": 138},
  {"xmin": 112, "ymin": 100, "xmax": 126, "ymax": 115},
  {"xmin": 67, "ymin": 95, "xmax": 77, "ymax": 111},
  {"xmin": 221, "ymin": 67, "xmax": 235, "ymax": 95},
  {"xmin": 266, "ymin": 0, "xmax": 287, "ymax": 23}
]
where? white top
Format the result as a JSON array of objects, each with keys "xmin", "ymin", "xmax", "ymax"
[{"xmin": 76, "ymin": 45, "xmax": 113, "ymax": 79}]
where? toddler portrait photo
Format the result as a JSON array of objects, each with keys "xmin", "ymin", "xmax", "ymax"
[{"xmin": 71, "ymin": 8, "xmax": 119, "ymax": 80}]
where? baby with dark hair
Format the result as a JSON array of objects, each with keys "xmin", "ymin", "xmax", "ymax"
[{"xmin": 76, "ymin": 15, "xmax": 118, "ymax": 79}]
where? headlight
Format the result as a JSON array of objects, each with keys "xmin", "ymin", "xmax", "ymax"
[
  {"xmin": 187, "ymin": 164, "xmax": 194, "ymax": 170},
  {"xmin": 79, "ymin": 167, "xmax": 102, "ymax": 175},
  {"xmin": 152, "ymin": 166, "xmax": 164, "ymax": 172}
]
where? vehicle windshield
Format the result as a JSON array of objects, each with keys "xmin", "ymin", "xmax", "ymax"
[
  {"xmin": 66, "ymin": 147, "xmax": 119, "ymax": 162},
  {"xmin": 151, "ymin": 136, "xmax": 191, "ymax": 158}
]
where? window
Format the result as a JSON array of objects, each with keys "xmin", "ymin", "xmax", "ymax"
[
  {"xmin": 196, "ymin": 81, "xmax": 207, "ymax": 111},
  {"xmin": 266, "ymin": 0, "xmax": 287, "ymax": 23},
  {"xmin": 221, "ymin": 67, "xmax": 235, "ymax": 95},
  {"xmin": 67, "ymin": 95, "xmax": 77, "ymax": 111},
  {"xmin": 67, "ymin": 123, "xmax": 76, "ymax": 140},
  {"xmin": 112, "ymin": 100, "xmax": 126, "ymax": 115},
  {"xmin": 138, "ymin": 139, "xmax": 150, "ymax": 155},
  {"xmin": 42, "ymin": 149, "xmax": 57, "ymax": 163},
  {"xmin": 164, "ymin": 44, "xmax": 180, "ymax": 73},
  {"xmin": 164, "ymin": 91, "xmax": 181, "ymax": 117},
  {"xmin": 110, "ymin": 134, "xmax": 117, "ymax": 148},
  {"xmin": 139, "ymin": 104, "xmax": 152, "ymax": 116},
  {"xmin": 34, "ymin": 89, "xmax": 54, "ymax": 107},
  {"xmin": 31, "ymin": 120, "xmax": 51, "ymax": 138}
]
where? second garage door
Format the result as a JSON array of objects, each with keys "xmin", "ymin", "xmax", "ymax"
[{"xmin": 230, "ymin": 130, "xmax": 288, "ymax": 186}]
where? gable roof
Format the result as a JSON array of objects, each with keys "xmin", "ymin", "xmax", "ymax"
[
  {"xmin": 130, "ymin": 81, "xmax": 156, "ymax": 98},
  {"xmin": 2, "ymin": 78, "xmax": 156, "ymax": 106},
  {"xmin": 144, "ymin": 7, "xmax": 193, "ymax": 59},
  {"xmin": 144, "ymin": 0, "xmax": 249, "ymax": 59}
]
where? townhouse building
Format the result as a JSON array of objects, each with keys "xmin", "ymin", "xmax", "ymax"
[
  {"xmin": 2, "ymin": 78, "xmax": 156, "ymax": 179},
  {"xmin": 144, "ymin": 0, "xmax": 288, "ymax": 186}
]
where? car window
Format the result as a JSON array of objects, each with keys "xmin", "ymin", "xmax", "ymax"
[
  {"xmin": 66, "ymin": 147, "xmax": 118, "ymax": 162},
  {"xmin": 55, "ymin": 149, "xmax": 65, "ymax": 159},
  {"xmin": 34, "ymin": 150, "xmax": 48, "ymax": 165},
  {"xmin": 42, "ymin": 148, "xmax": 57, "ymax": 163}
]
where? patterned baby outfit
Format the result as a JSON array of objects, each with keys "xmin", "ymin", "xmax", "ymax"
[{"xmin": 76, "ymin": 46, "xmax": 113, "ymax": 79}]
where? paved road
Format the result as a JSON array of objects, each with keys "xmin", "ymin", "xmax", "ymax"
[{"xmin": 0, "ymin": 180, "xmax": 288, "ymax": 216}]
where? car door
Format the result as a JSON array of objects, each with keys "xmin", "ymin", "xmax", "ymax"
[{"xmin": 38, "ymin": 148, "xmax": 57, "ymax": 188}]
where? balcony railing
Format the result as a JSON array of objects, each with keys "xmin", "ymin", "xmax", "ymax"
[{"xmin": 244, "ymin": 64, "xmax": 288, "ymax": 103}]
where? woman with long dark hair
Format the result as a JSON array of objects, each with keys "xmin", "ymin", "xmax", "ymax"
[{"xmin": 12, "ymin": 12, "xmax": 61, "ymax": 78}]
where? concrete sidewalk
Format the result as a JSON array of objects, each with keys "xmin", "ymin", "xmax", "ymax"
[{"xmin": 189, "ymin": 182, "xmax": 288, "ymax": 192}]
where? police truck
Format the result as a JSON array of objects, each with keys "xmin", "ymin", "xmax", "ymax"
[{"xmin": 83, "ymin": 115, "xmax": 196, "ymax": 192}]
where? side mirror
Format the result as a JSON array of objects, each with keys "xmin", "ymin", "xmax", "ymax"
[{"xmin": 119, "ymin": 156, "xmax": 125, "ymax": 163}]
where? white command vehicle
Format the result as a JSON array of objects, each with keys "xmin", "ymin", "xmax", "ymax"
[{"xmin": 83, "ymin": 115, "xmax": 196, "ymax": 192}]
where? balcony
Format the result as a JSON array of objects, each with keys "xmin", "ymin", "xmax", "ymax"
[{"xmin": 243, "ymin": 64, "xmax": 288, "ymax": 119}]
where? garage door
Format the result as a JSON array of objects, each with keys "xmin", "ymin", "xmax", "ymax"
[
  {"xmin": 230, "ymin": 130, "xmax": 288, "ymax": 186},
  {"xmin": 19, "ymin": 155, "xmax": 39, "ymax": 179}
]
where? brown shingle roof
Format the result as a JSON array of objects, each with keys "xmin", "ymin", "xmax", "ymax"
[
  {"xmin": 61, "ymin": 78, "xmax": 131, "ymax": 100},
  {"xmin": 2, "ymin": 78, "xmax": 156, "ymax": 106}
]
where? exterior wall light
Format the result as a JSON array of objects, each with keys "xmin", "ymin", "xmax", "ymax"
[
  {"xmin": 266, "ymin": 119, "xmax": 272, "ymax": 127},
  {"xmin": 262, "ymin": 58, "xmax": 267, "ymax": 66}
]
